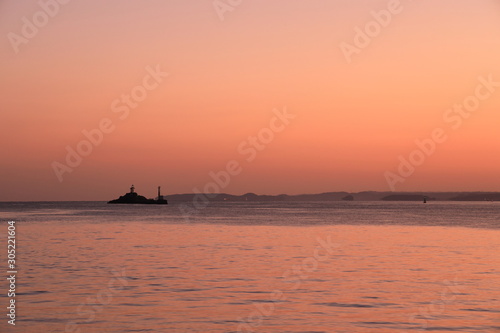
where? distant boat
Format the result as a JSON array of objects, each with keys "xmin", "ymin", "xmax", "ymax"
[{"xmin": 108, "ymin": 185, "xmax": 168, "ymax": 205}]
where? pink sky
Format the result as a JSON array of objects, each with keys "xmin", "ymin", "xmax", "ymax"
[{"xmin": 1, "ymin": 0, "xmax": 500, "ymax": 200}]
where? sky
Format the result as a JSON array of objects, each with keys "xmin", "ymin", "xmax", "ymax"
[{"xmin": 1, "ymin": 0, "xmax": 500, "ymax": 201}]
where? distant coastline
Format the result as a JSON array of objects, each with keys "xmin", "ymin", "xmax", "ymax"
[
  {"xmin": 165, "ymin": 191, "xmax": 500, "ymax": 203},
  {"xmin": 2, "ymin": 192, "xmax": 500, "ymax": 203}
]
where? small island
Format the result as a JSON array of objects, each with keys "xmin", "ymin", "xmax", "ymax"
[{"xmin": 108, "ymin": 185, "xmax": 168, "ymax": 204}]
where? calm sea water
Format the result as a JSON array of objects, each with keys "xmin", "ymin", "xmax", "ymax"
[{"xmin": 0, "ymin": 201, "xmax": 499, "ymax": 332}]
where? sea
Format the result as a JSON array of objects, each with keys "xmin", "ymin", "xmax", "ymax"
[{"xmin": 0, "ymin": 201, "xmax": 498, "ymax": 333}]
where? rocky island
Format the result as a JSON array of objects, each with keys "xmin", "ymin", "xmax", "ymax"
[{"xmin": 108, "ymin": 185, "xmax": 168, "ymax": 204}]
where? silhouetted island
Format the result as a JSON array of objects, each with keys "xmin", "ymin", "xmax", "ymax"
[{"xmin": 108, "ymin": 185, "xmax": 168, "ymax": 204}]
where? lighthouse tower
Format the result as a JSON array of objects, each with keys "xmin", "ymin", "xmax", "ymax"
[
  {"xmin": 156, "ymin": 186, "xmax": 167, "ymax": 204},
  {"xmin": 157, "ymin": 186, "xmax": 163, "ymax": 201}
]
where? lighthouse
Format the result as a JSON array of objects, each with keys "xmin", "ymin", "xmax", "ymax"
[{"xmin": 156, "ymin": 186, "xmax": 168, "ymax": 204}]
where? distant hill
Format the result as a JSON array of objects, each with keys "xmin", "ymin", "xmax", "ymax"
[
  {"xmin": 382, "ymin": 195, "xmax": 435, "ymax": 201},
  {"xmin": 164, "ymin": 191, "xmax": 500, "ymax": 203},
  {"xmin": 450, "ymin": 193, "xmax": 500, "ymax": 201}
]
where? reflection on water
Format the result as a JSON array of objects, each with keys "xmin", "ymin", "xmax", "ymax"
[{"xmin": 0, "ymin": 202, "xmax": 498, "ymax": 332}]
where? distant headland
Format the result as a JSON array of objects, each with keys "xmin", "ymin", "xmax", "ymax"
[{"xmin": 164, "ymin": 191, "xmax": 500, "ymax": 203}]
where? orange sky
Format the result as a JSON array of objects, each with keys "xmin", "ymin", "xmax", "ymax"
[{"xmin": 1, "ymin": 0, "xmax": 500, "ymax": 201}]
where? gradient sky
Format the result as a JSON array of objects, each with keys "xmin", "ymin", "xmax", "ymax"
[{"xmin": 1, "ymin": 0, "xmax": 500, "ymax": 201}]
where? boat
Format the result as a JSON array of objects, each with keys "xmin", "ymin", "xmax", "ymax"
[{"xmin": 108, "ymin": 185, "xmax": 168, "ymax": 204}]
